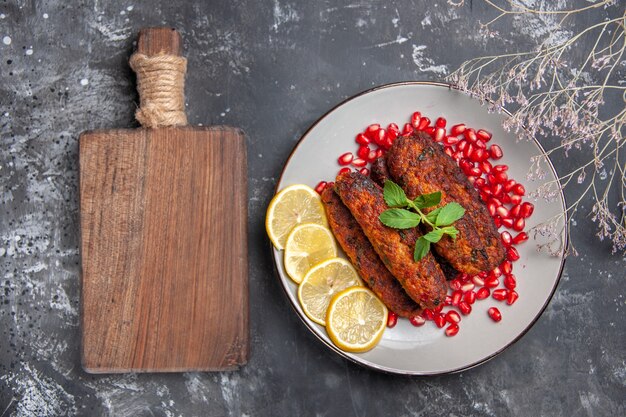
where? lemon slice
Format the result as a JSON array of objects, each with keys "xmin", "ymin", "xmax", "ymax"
[
  {"xmin": 297, "ymin": 258, "xmax": 362, "ymax": 325},
  {"xmin": 266, "ymin": 184, "xmax": 327, "ymax": 250},
  {"xmin": 326, "ymin": 287, "xmax": 388, "ymax": 353},
  {"xmin": 284, "ymin": 223, "xmax": 337, "ymax": 284}
]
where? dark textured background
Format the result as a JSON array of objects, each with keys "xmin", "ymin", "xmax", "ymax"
[{"xmin": 1, "ymin": 1, "xmax": 624, "ymax": 416}]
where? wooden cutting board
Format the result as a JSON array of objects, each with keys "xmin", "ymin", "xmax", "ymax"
[{"xmin": 79, "ymin": 28, "xmax": 248, "ymax": 373}]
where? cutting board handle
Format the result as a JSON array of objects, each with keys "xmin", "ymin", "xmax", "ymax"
[{"xmin": 129, "ymin": 28, "xmax": 188, "ymax": 128}]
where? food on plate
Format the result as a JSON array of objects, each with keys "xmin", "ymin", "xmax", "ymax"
[
  {"xmin": 386, "ymin": 132, "xmax": 506, "ymax": 275},
  {"xmin": 334, "ymin": 171, "xmax": 447, "ymax": 309},
  {"xmin": 369, "ymin": 157, "xmax": 390, "ymax": 186},
  {"xmin": 320, "ymin": 187, "xmax": 422, "ymax": 318},
  {"xmin": 266, "ymin": 184, "xmax": 328, "ymax": 250},
  {"xmin": 325, "ymin": 287, "xmax": 388, "ymax": 353},
  {"xmin": 284, "ymin": 223, "xmax": 337, "ymax": 283},
  {"xmin": 297, "ymin": 257, "xmax": 363, "ymax": 325}
]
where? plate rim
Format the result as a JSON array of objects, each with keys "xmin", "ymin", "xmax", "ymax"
[{"xmin": 271, "ymin": 81, "xmax": 569, "ymax": 375}]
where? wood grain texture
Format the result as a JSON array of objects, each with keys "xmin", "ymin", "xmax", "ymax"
[
  {"xmin": 79, "ymin": 126, "xmax": 248, "ymax": 372},
  {"xmin": 137, "ymin": 27, "xmax": 182, "ymax": 56}
]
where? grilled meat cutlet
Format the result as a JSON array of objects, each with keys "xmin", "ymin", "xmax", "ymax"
[
  {"xmin": 334, "ymin": 171, "xmax": 447, "ymax": 309},
  {"xmin": 321, "ymin": 187, "xmax": 422, "ymax": 318},
  {"xmin": 386, "ymin": 132, "xmax": 506, "ymax": 275}
]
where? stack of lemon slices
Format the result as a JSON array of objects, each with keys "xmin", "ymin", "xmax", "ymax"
[{"xmin": 266, "ymin": 184, "xmax": 388, "ymax": 353}]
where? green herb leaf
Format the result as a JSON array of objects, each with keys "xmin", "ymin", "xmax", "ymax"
[
  {"xmin": 422, "ymin": 229, "xmax": 445, "ymax": 243},
  {"xmin": 441, "ymin": 226, "xmax": 460, "ymax": 240},
  {"xmin": 413, "ymin": 237, "xmax": 431, "ymax": 261},
  {"xmin": 383, "ymin": 181, "xmax": 409, "ymax": 208},
  {"xmin": 425, "ymin": 207, "xmax": 442, "ymax": 224},
  {"xmin": 436, "ymin": 202, "xmax": 466, "ymax": 226},
  {"xmin": 413, "ymin": 191, "xmax": 442, "ymax": 209},
  {"xmin": 379, "ymin": 209, "xmax": 421, "ymax": 229}
]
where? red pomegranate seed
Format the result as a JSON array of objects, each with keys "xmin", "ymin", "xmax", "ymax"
[
  {"xmin": 457, "ymin": 140, "xmax": 468, "ymax": 152},
  {"xmin": 387, "ymin": 311, "xmax": 398, "ymax": 328},
  {"xmin": 364, "ymin": 123, "xmax": 380, "ymax": 138},
  {"xmin": 451, "ymin": 290, "xmax": 463, "ymax": 306},
  {"xmin": 355, "ymin": 133, "xmax": 370, "ymax": 145},
  {"xmin": 492, "ymin": 183, "xmax": 504, "ymax": 197},
  {"xmin": 486, "ymin": 173, "xmax": 496, "ymax": 184},
  {"xmin": 513, "ymin": 217, "xmax": 525, "ymax": 232},
  {"xmin": 493, "ymin": 164, "xmax": 509, "ymax": 173},
  {"xmin": 485, "ymin": 276, "xmax": 499, "ymax": 288},
  {"xmin": 476, "ymin": 129, "xmax": 492, "ymax": 142},
  {"xmin": 444, "ymin": 295, "xmax": 453, "ymax": 305},
  {"xmin": 496, "ymin": 206, "xmax": 509, "ymax": 218},
  {"xmin": 434, "ymin": 304, "xmax": 444, "ymax": 314},
  {"xmin": 470, "ymin": 148, "xmax": 487, "ymax": 162},
  {"xmin": 402, "ymin": 123, "xmax": 414, "ymax": 135},
  {"xmin": 489, "ymin": 266, "xmax": 503, "ymax": 279},
  {"xmin": 464, "ymin": 290, "xmax": 476, "ymax": 304},
  {"xmin": 501, "ymin": 231, "xmax": 513, "ymax": 246},
  {"xmin": 387, "ymin": 122, "xmax": 399, "ymax": 134},
  {"xmin": 314, "ymin": 181, "xmax": 327, "ymax": 194},
  {"xmin": 461, "ymin": 282, "xmax": 475, "ymax": 292},
  {"xmin": 509, "ymin": 204, "xmax": 521, "ymax": 218},
  {"xmin": 445, "ymin": 310, "xmax": 461, "ymax": 324},
  {"xmin": 374, "ymin": 128, "xmax": 387, "ymax": 146},
  {"xmin": 474, "ymin": 139, "xmax": 487, "ymax": 149},
  {"xmin": 352, "ymin": 158, "xmax": 367, "ymax": 167},
  {"xmin": 501, "ymin": 260, "xmax": 513, "ymax": 274},
  {"xmin": 468, "ymin": 167, "xmax": 481, "ymax": 177},
  {"xmin": 492, "ymin": 289, "xmax": 508, "ymax": 301},
  {"xmin": 472, "ymin": 275, "xmax": 485, "ymax": 286},
  {"xmin": 423, "ymin": 308, "xmax": 434, "ymax": 320},
  {"xmin": 501, "ymin": 217, "xmax": 514, "ymax": 228},
  {"xmin": 386, "ymin": 128, "xmax": 398, "ymax": 142},
  {"xmin": 443, "ymin": 135, "xmax": 460, "ymax": 146},
  {"xmin": 504, "ymin": 179, "xmax": 517, "ymax": 192},
  {"xmin": 463, "ymin": 143, "xmax": 475, "ymax": 159},
  {"xmin": 424, "ymin": 126, "xmax": 436, "ymax": 136},
  {"xmin": 458, "ymin": 302, "xmax": 472, "ymax": 315},
  {"xmin": 338, "ymin": 152, "xmax": 353, "ymax": 166},
  {"xmin": 476, "ymin": 287, "xmax": 490, "ymax": 300},
  {"xmin": 507, "ymin": 290, "xmax": 519, "ymax": 305},
  {"xmin": 512, "ymin": 232, "xmax": 528, "ymax": 245},
  {"xmin": 504, "ymin": 274, "xmax": 517, "ymax": 290},
  {"xmin": 494, "ymin": 171, "xmax": 508, "ymax": 184},
  {"xmin": 464, "ymin": 128, "xmax": 477, "ymax": 142},
  {"xmin": 359, "ymin": 167, "xmax": 370, "ymax": 176},
  {"xmin": 411, "ymin": 112, "xmax": 422, "ymax": 128},
  {"xmin": 357, "ymin": 145, "xmax": 370, "ymax": 159},
  {"xmin": 493, "ymin": 217, "xmax": 502, "ymax": 228},
  {"xmin": 489, "ymin": 144, "xmax": 503, "ymax": 159},
  {"xmin": 488, "ymin": 307, "xmax": 502, "ymax": 322},
  {"xmin": 374, "ymin": 149, "xmax": 384, "ymax": 159},
  {"xmin": 445, "ymin": 323, "xmax": 460, "ymax": 337},
  {"xmin": 480, "ymin": 161, "xmax": 493, "ymax": 174},
  {"xmin": 467, "ymin": 176, "xmax": 477, "ymax": 185},
  {"xmin": 487, "ymin": 202, "xmax": 497, "ymax": 217},
  {"xmin": 512, "ymin": 183, "xmax": 526, "ymax": 196},
  {"xmin": 367, "ymin": 150, "xmax": 378, "ymax": 162},
  {"xmin": 520, "ymin": 202, "xmax": 534, "ymax": 218},
  {"xmin": 489, "ymin": 197, "xmax": 502, "ymax": 207},
  {"xmin": 506, "ymin": 246, "xmax": 520, "ymax": 261},
  {"xmin": 434, "ymin": 314, "xmax": 446, "ymax": 328},
  {"xmin": 444, "ymin": 147, "xmax": 454, "ymax": 157},
  {"xmin": 475, "ymin": 177, "xmax": 487, "ymax": 188},
  {"xmin": 501, "ymin": 193, "xmax": 511, "ymax": 204},
  {"xmin": 410, "ymin": 315, "xmax": 426, "ymax": 327},
  {"xmin": 510, "ymin": 194, "xmax": 522, "ymax": 205},
  {"xmin": 338, "ymin": 167, "xmax": 351, "ymax": 175},
  {"xmin": 435, "ymin": 117, "xmax": 447, "ymax": 128},
  {"xmin": 449, "ymin": 279, "xmax": 462, "ymax": 291},
  {"xmin": 434, "ymin": 127, "xmax": 445, "ymax": 142},
  {"xmin": 450, "ymin": 123, "xmax": 466, "ymax": 136},
  {"xmin": 417, "ymin": 117, "xmax": 431, "ymax": 131}
]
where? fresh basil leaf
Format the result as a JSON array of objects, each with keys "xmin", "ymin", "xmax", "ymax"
[
  {"xmin": 442, "ymin": 226, "xmax": 460, "ymax": 240},
  {"xmin": 425, "ymin": 207, "xmax": 442, "ymax": 224},
  {"xmin": 413, "ymin": 191, "xmax": 442, "ymax": 209},
  {"xmin": 379, "ymin": 209, "xmax": 421, "ymax": 229},
  {"xmin": 422, "ymin": 229, "xmax": 445, "ymax": 243},
  {"xmin": 413, "ymin": 237, "xmax": 431, "ymax": 261},
  {"xmin": 435, "ymin": 202, "xmax": 466, "ymax": 226},
  {"xmin": 383, "ymin": 180, "xmax": 408, "ymax": 208}
]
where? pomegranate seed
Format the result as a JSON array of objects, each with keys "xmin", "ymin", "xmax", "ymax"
[
  {"xmin": 492, "ymin": 289, "xmax": 508, "ymax": 301},
  {"xmin": 410, "ymin": 315, "xmax": 426, "ymax": 327},
  {"xmin": 450, "ymin": 123, "xmax": 466, "ymax": 136},
  {"xmin": 367, "ymin": 150, "xmax": 378, "ymax": 162},
  {"xmin": 467, "ymin": 176, "xmax": 477, "ymax": 185},
  {"xmin": 424, "ymin": 126, "xmax": 436, "ymax": 136},
  {"xmin": 493, "ymin": 164, "xmax": 509, "ymax": 173},
  {"xmin": 520, "ymin": 202, "xmax": 534, "ymax": 218},
  {"xmin": 504, "ymin": 274, "xmax": 517, "ymax": 290},
  {"xmin": 357, "ymin": 145, "xmax": 370, "ymax": 159},
  {"xmin": 496, "ymin": 206, "xmax": 509, "ymax": 218},
  {"xmin": 472, "ymin": 275, "xmax": 485, "ymax": 286},
  {"xmin": 509, "ymin": 204, "xmax": 521, "ymax": 218},
  {"xmin": 470, "ymin": 148, "xmax": 487, "ymax": 162},
  {"xmin": 314, "ymin": 181, "xmax": 327, "ymax": 194},
  {"xmin": 493, "ymin": 217, "xmax": 502, "ymax": 228},
  {"xmin": 510, "ymin": 194, "xmax": 522, "ymax": 205},
  {"xmin": 364, "ymin": 123, "xmax": 380, "ymax": 140},
  {"xmin": 457, "ymin": 140, "xmax": 468, "ymax": 152},
  {"xmin": 464, "ymin": 128, "xmax": 477, "ymax": 143},
  {"xmin": 434, "ymin": 314, "xmax": 446, "ymax": 328},
  {"xmin": 485, "ymin": 276, "xmax": 499, "ymax": 288},
  {"xmin": 461, "ymin": 282, "xmax": 475, "ymax": 292},
  {"xmin": 474, "ymin": 139, "xmax": 487, "ymax": 149},
  {"xmin": 501, "ymin": 260, "xmax": 513, "ymax": 274},
  {"xmin": 435, "ymin": 117, "xmax": 447, "ymax": 128},
  {"xmin": 492, "ymin": 183, "xmax": 504, "ymax": 197},
  {"xmin": 458, "ymin": 302, "xmax": 472, "ymax": 315},
  {"xmin": 434, "ymin": 304, "xmax": 444, "ymax": 314},
  {"xmin": 513, "ymin": 217, "xmax": 525, "ymax": 232},
  {"xmin": 445, "ymin": 310, "xmax": 461, "ymax": 324},
  {"xmin": 338, "ymin": 167, "xmax": 351, "ymax": 175},
  {"xmin": 402, "ymin": 123, "xmax": 414, "ymax": 135},
  {"xmin": 444, "ymin": 295, "xmax": 453, "ymax": 305},
  {"xmin": 417, "ymin": 117, "xmax": 430, "ymax": 130},
  {"xmin": 386, "ymin": 128, "xmax": 398, "ymax": 142},
  {"xmin": 506, "ymin": 246, "xmax": 520, "ymax": 261},
  {"xmin": 451, "ymin": 290, "xmax": 463, "ymax": 306},
  {"xmin": 475, "ymin": 177, "xmax": 487, "ymax": 188},
  {"xmin": 494, "ymin": 171, "xmax": 508, "ymax": 184},
  {"xmin": 512, "ymin": 232, "xmax": 528, "ymax": 245},
  {"xmin": 338, "ymin": 152, "xmax": 353, "ymax": 166},
  {"xmin": 489, "ymin": 144, "xmax": 503, "ymax": 159},
  {"xmin": 476, "ymin": 287, "xmax": 490, "ymax": 300},
  {"xmin": 443, "ymin": 135, "xmax": 460, "ymax": 146},
  {"xmin": 374, "ymin": 128, "xmax": 387, "ymax": 146},
  {"xmin": 423, "ymin": 308, "xmax": 434, "ymax": 320},
  {"xmin": 490, "ymin": 266, "xmax": 503, "ymax": 279},
  {"xmin": 457, "ymin": 272, "xmax": 470, "ymax": 282},
  {"xmin": 464, "ymin": 290, "xmax": 476, "ymax": 304},
  {"xmin": 387, "ymin": 122, "xmax": 400, "ymax": 134},
  {"xmin": 486, "ymin": 173, "xmax": 497, "ymax": 184},
  {"xmin": 444, "ymin": 147, "xmax": 454, "ymax": 157},
  {"xmin": 487, "ymin": 202, "xmax": 497, "ymax": 217},
  {"xmin": 411, "ymin": 112, "xmax": 422, "ymax": 128},
  {"xmin": 501, "ymin": 231, "xmax": 513, "ymax": 246},
  {"xmin": 488, "ymin": 307, "xmax": 502, "ymax": 322},
  {"xmin": 512, "ymin": 183, "xmax": 526, "ymax": 196},
  {"xmin": 463, "ymin": 143, "xmax": 475, "ymax": 159},
  {"xmin": 359, "ymin": 167, "xmax": 370, "ymax": 176},
  {"xmin": 387, "ymin": 311, "xmax": 398, "ymax": 328},
  {"xmin": 476, "ymin": 129, "xmax": 492, "ymax": 142},
  {"xmin": 480, "ymin": 161, "xmax": 493, "ymax": 174},
  {"xmin": 449, "ymin": 279, "xmax": 462, "ymax": 291},
  {"xmin": 352, "ymin": 158, "xmax": 367, "ymax": 168},
  {"xmin": 374, "ymin": 149, "xmax": 384, "ymax": 159},
  {"xmin": 507, "ymin": 290, "xmax": 519, "ymax": 305},
  {"xmin": 489, "ymin": 197, "xmax": 502, "ymax": 207},
  {"xmin": 434, "ymin": 127, "xmax": 445, "ymax": 142},
  {"xmin": 355, "ymin": 133, "xmax": 370, "ymax": 145},
  {"xmin": 501, "ymin": 217, "xmax": 514, "ymax": 228},
  {"xmin": 501, "ymin": 194, "xmax": 511, "ymax": 204},
  {"xmin": 504, "ymin": 179, "xmax": 517, "ymax": 192},
  {"xmin": 468, "ymin": 167, "xmax": 481, "ymax": 177},
  {"xmin": 445, "ymin": 323, "xmax": 460, "ymax": 337}
]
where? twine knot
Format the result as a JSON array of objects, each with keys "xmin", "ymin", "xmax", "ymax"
[{"xmin": 129, "ymin": 53, "xmax": 187, "ymax": 128}]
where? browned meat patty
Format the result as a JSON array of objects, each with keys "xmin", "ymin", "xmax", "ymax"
[
  {"xmin": 334, "ymin": 171, "xmax": 447, "ymax": 309},
  {"xmin": 321, "ymin": 187, "xmax": 422, "ymax": 318},
  {"xmin": 386, "ymin": 132, "xmax": 506, "ymax": 275}
]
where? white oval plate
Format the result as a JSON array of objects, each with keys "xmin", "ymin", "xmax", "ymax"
[{"xmin": 272, "ymin": 82, "xmax": 567, "ymax": 375}]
